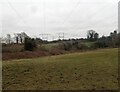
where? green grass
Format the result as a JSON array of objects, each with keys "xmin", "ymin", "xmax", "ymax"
[
  {"xmin": 43, "ymin": 43, "xmax": 58, "ymax": 50},
  {"xmin": 83, "ymin": 42, "xmax": 95, "ymax": 47},
  {"xmin": 2, "ymin": 45, "xmax": 23, "ymax": 53},
  {"xmin": 2, "ymin": 48, "xmax": 118, "ymax": 90}
]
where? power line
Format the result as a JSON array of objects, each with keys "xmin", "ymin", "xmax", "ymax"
[
  {"xmin": 6, "ymin": 0, "xmax": 28, "ymax": 26},
  {"xmin": 43, "ymin": 0, "xmax": 46, "ymax": 32},
  {"xmin": 69, "ymin": 3, "xmax": 117, "ymax": 31},
  {"xmin": 58, "ymin": 32, "xmax": 65, "ymax": 40},
  {"xmin": 61, "ymin": 2, "xmax": 117, "ymax": 31},
  {"xmin": 60, "ymin": 1, "xmax": 105, "ymax": 26},
  {"xmin": 61, "ymin": 0, "xmax": 81, "ymax": 25},
  {"xmin": 39, "ymin": 33, "xmax": 50, "ymax": 41}
]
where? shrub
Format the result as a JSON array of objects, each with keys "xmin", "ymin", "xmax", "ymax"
[
  {"xmin": 38, "ymin": 45, "xmax": 48, "ymax": 52},
  {"xmin": 76, "ymin": 43, "xmax": 88, "ymax": 50},
  {"xmin": 58, "ymin": 42, "xmax": 72, "ymax": 51},
  {"xmin": 95, "ymin": 37, "xmax": 110, "ymax": 48},
  {"xmin": 24, "ymin": 38, "xmax": 37, "ymax": 51}
]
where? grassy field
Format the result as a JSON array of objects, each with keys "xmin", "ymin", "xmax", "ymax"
[
  {"xmin": 83, "ymin": 42, "xmax": 95, "ymax": 47},
  {"xmin": 2, "ymin": 48, "xmax": 118, "ymax": 90},
  {"xmin": 2, "ymin": 44, "xmax": 23, "ymax": 53},
  {"xmin": 43, "ymin": 43, "xmax": 58, "ymax": 50}
]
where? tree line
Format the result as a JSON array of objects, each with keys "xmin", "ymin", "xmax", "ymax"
[{"xmin": 1, "ymin": 29, "xmax": 119, "ymax": 51}]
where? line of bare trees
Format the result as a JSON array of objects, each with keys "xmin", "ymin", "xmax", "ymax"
[{"xmin": 0, "ymin": 32, "xmax": 29, "ymax": 44}]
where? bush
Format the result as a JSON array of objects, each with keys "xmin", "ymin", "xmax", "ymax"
[
  {"xmin": 58, "ymin": 42, "xmax": 72, "ymax": 51},
  {"xmin": 59, "ymin": 41, "xmax": 91, "ymax": 51},
  {"xmin": 49, "ymin": 48, "xmax": 64, "ymax": 55},
  {"xmin": 76, "ymin": 43, "xmax": 88, "ymax": 50},
  {"xmin": 95, "ymin": 37, "xmax": 110, "ymax": 48},
  {"xmin": 24, "ymin": 38, "xmax": 37, "ymax": 51},
  {"xmin": 38, "ymin": 45, "xmax": 48, "ymax": 52}
]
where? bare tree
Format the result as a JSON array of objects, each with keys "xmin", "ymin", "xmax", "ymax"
[
  {"xmin": 110, "ymin": 30, "xmax": 118, "ymax": 47},
  {"xmin": 6, "ymin": 34, "xmax": 11, "ymax": 44},
  {"xmin": 14, "ymin": 32, "xmax": 29, "ymax": 44},
  {"xmin": 21, "ymin": 32, "xmax": 29, "ymax": 43},
  {"xmin": 87, "ymin": 30, "xmax": 95, "ymax": 39},
  {"xmin": 87, "ymin": 30, "xmax": 99, "ymax": 41},
  {"xmin": 94, "ymin": 33, "xmax": 99, "ymax": 40},
  {"xmin": 14, "ymin": 33, "xmax": 19, "ymax": 44}
]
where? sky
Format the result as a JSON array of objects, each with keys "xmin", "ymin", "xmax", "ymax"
[{"xmin": 1, "ymin": 0, "xmax": 119, "ymax": 40}]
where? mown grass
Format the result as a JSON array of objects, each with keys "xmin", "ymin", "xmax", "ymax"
[{"xmin": 2, "ymin": 48, "xmax": 118, "ymax": 90}]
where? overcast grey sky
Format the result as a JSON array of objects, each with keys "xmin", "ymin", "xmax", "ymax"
[{"xmin": 1, "ymin": 0, "xmax": 119, "ymax": 40}]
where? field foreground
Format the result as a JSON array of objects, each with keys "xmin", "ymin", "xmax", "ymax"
[{"xmin": 2, "ymin": 48, "xmax": 118, "ymax": 90}]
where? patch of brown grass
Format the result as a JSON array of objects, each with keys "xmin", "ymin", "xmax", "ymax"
[{"xmin": 2, "ymin": 51, "xmax": 50, "ymax": 60}]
